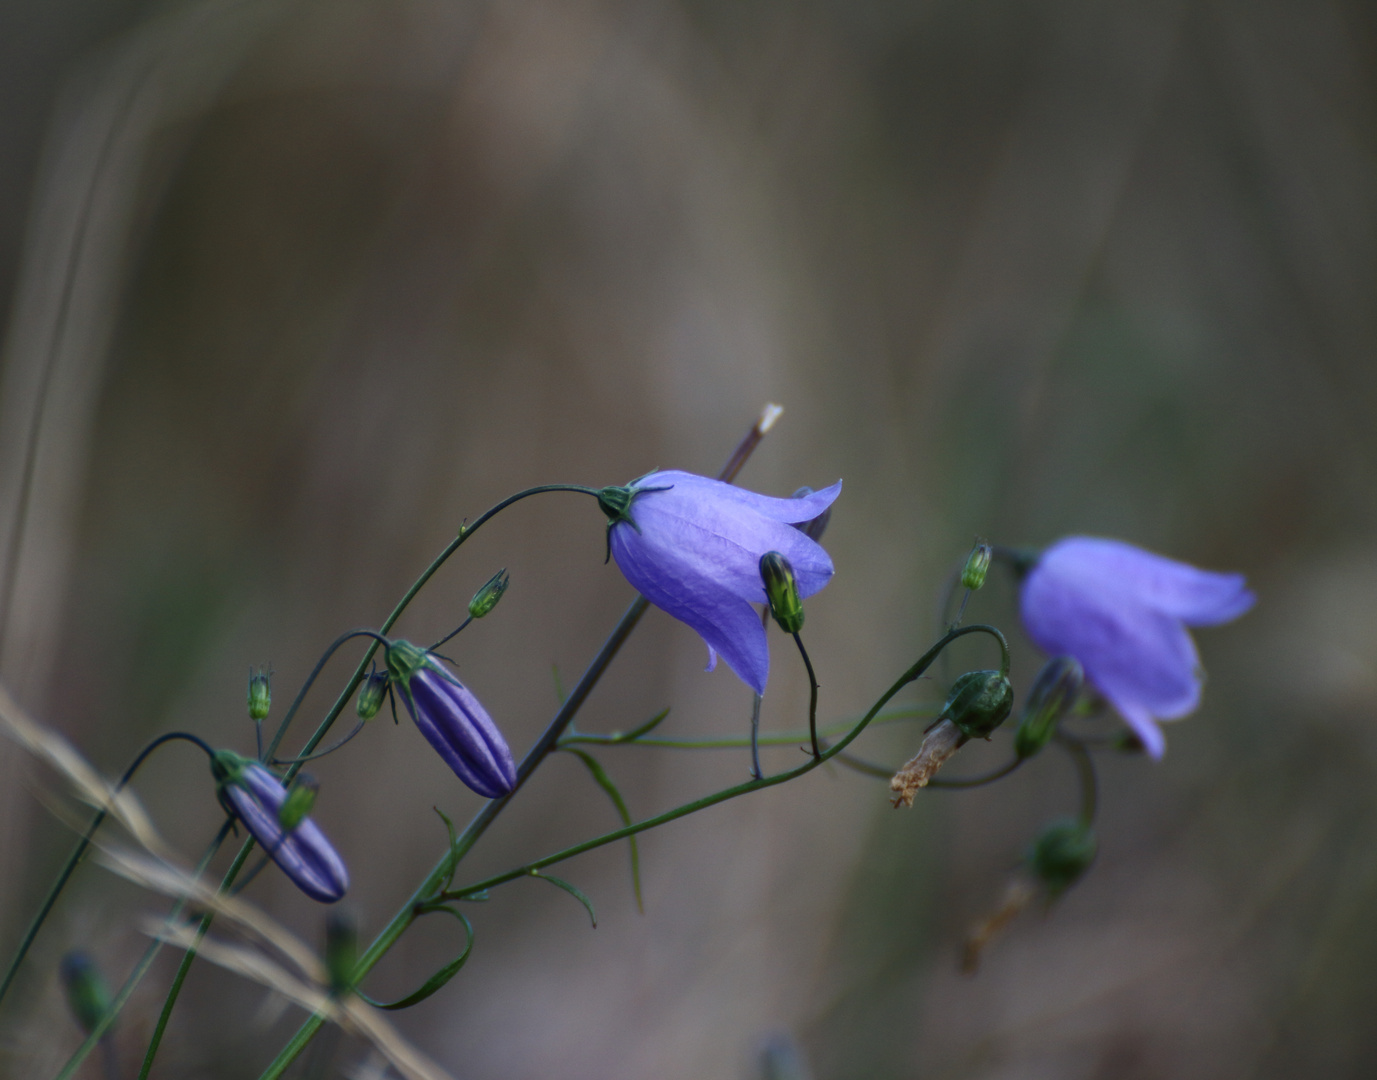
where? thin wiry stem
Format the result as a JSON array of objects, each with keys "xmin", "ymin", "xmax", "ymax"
[{"xmin": 0, "ymin": 733, "xmax": 215, "ymax": 1008}]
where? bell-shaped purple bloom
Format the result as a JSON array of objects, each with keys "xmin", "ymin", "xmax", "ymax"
[
  {"xmin": 386, "ymin": 640, "xmax": 517, "ymax": 798},
  {"xmin": 1019, "ymin": 536, "xmax": 1255, "ymax": 758},
  {"xmin": 212, "ymin": 752, "xmax": 349, "ymax": 903},
  {"xmin": 607, "ymin": 470, "xmax": 842, "ymax": 695}
]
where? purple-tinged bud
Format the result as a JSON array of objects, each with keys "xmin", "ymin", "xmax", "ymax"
[
  {"xmin": 277, "ymin": 773, "xmax": 319, "ymax": 832},
  {"xmin": 211, "ymin": 751, "xmax": 348, "ymax": 903},
  {"xmin": 247, "ymin": 667, "xmax": 272, "ymax": 722},
  {"xmin": 1027, "ymin": 817, "xmax": 1097, "ymax": 897},
  {"xmin": 961, "ymin": 542, "xmax": 992, "ymax": 591},
  {"xmin": 357, "ymin": 672, "xmax": 388, "ymax": 721},
  {"xmin": 1014, "ymin": 656, "xmax": 1084, "ymax": 759},
  {"xmin": 60, "ymin": 951, "xmax": 111, "ymax": 1035},
  {"xmin": 469, "ymin": 568, "xmax": 510, "ymax": 619},
  {"xmin": 790, "ymin": 486, "xmax": 832, "ymax": 543},
  {"xmin": 385, "ymin": 640, "xmax": 517, "ymax": 798},
  {"xmin": 944, "ymin": 669, "xmax": 1014, "ymax": 739},
  {"xmin": 760, "ymin": 551, "xmax": 805, "ymax": 635}
]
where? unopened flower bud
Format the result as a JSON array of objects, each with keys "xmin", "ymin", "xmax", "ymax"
[
  {"xmin": 277, "ymin": 774, "xmax": 319, "ymax": 832},
  {"xmin": 325, "ymin": 910, "xmax": 358, "ymax": 997},
  {"xmin": 211, "ymin": 751, "xmax": 349, "ymax": 903},
  {"xmin": 1013, "ymin": 656, "xmax": 1083, "ymax": 759},
  {"xmin": 790, "ymin": 486, "xmax": 833, "ymax": 543},
  {"xmin": 760, "ymin": 551, "xmax": 805, "ymax": 635},
  {"xmin": 469, "ymin": 568, "xmax": 510, "ymax": 619},
  {"xmin": 944, "ymin": 669, "xmax": 1014, "ymax": 739},
  {"xmin": 60, "ymin": 951, "xmax": 111, "ymax": 1035},
  {"xmin": 247, "ymin": 667, "xmax": 272, "ymax": 722},
  {"xmin": 961, "ymin": 542, "xmax": 992, "ymax": 591},
  {"xmin": 357, "ymin": 672, "xmax": 388, "ymax": 721},
  {"xmin": 1027, "ymin": 818, "xmax": 1097, "ymax": 897}
]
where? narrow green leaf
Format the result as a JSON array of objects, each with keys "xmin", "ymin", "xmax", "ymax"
[
  {"xmin": 619, "ymin": 706, "xmax": 671, "ymax": 742},
  {"xmin": 530, "ymin": 871, "xmax": 597, "ymax": 928},
  {"xmin": 357, "ymin": 905, "xmax": 473, "ymax": 1011},
  {"xmin": 563, "ymin": 749, "xmax": 643, "ymax": 913},
  {"xmin": 433, "ymin": 807, "xmax": 460, "ymax": 893}
]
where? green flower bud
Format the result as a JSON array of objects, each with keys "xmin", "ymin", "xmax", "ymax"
[
  {"xmin": 961, "ymin": 542, "xmax": 992, "ymax": 591},
  {"xmin": 277, "ymin": 774, "xmax": 319, "ymax": 833},
  {"xmin": 60, "ymin": 952, "xmax": 112, "ymax": 1035},
  {"xmin": 1027, "ymin": 818, "xmax": 1097, "ymax": 897},
  {"xmin": 247, "ymin": 667, "xmax": 272, "ymax": 722},
  {"xmin": 325, "ymin": 910, "xmax": 358, "ymax": 997},
  {"xmin": 944, "ymin": 669, "xmax": 1014, "ymax": 739},
  {"xmin": 759, "ymin": 551, "xmax": 805, "ymax": 635},
  {"xmin": 357, "ymin": 671, "xmax": 388, "ymax": 721},
  {"xmin": 1013, "ymin": 656, "xmax": 1084, "ymax": 759},
  {"xmin": 469, "ymin": 568, "xmax": 510, "ymax": 619}
]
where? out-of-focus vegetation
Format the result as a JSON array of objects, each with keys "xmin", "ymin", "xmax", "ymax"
[{"xmin": 0, "ymin": 1, "xmax": 1373, "ymax": 1076}]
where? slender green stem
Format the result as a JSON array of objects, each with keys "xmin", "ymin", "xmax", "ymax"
[
  {"xmin": 749, "ymin": 693, "xmax": 764, "ymax": 779},
  {"xmin": 0, "ymin": 733, "xmax": 215, "ymax": 1009},
  {"xmin": 135, "ymin": 840, "xmax": 257, "ymax": 1080},
  {"xmin": 793, "ymin": 632, "xmax": 820, "ymax": 759},
  {"xmin": 53, "ymin": 822, "xmax": 233, "ymax": 1080},
  {"xmin": 559, "ymin": 707, "xmax": 935, "ymax": 750},
  {"xmin": 443, "ymin": 625, "xmax": 1007, "ymax": 901},
  {"xmin": 1058, "ymin": 734, "xmax": 1098, "ymax": 824},
  {"xmin": 130, "ymin": 485, "xmax": 601, "ymax": 1078},
  {"xmin": 256, "ymin": 409, "xmax": 782, "ymax": 1077}
]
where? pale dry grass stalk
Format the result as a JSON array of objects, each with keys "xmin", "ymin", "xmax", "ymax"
[{"xmin": 0, "ymin": 678, "xmax": 454, "ymax": 1080}]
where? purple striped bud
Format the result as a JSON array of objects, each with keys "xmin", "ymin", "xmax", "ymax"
[
  {"xmin": 385, "ymin": 640, "xmax": 517, "ymax": 799},
  {"xmin": 211, "ymin": 751, "xmax": 349, "ymax": 903}
]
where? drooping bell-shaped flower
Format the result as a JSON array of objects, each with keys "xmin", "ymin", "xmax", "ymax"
[
  {"xmin": 601, "ymin": 470, "xmax": 842, "ymax": 695},
  {"xmin": 385, "ymin": 640, "xmax": 517, "ymax": 798},
  {"xmin": 1019, "ymin": 536, "xmax": 1254, "ymax": 758},
  {"xmin": 211, "ymin": 751, "xmax": 349, "ymax": 903}
]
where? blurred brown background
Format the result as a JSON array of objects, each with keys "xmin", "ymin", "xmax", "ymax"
[{"xmin": 0, "ymin": 0, "xmax": 1373, "ymax": 1077}]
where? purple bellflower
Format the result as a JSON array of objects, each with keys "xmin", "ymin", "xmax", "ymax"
[
  {"xmin": 211, "ymin": 751, "xmax": 349, "ymax": 903},
  {"xmin": 385, "ymin": 640, "xmax": 517, "ymax": 798},
  {"xmin": 601, "ymin": 470, "xmax": 842, "ymax": 695},
  {"xmin": 1019, "ymin": 536, "xmax": 1255, "ymax": 758}
]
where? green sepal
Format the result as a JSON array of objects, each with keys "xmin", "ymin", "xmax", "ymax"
[
  {"xmin": 530, "ymin": 870, "xmax": 597, "ymax": 929},
  {"xmin": 209, "ymin": 748, "xmax": 251, "ymax": 787},
  {"xmin": 384, "ymin": 639, "xmax": 430, "ymax": 692},
  {"xmin": 356, "ymin": 904, "xmax": 474, "ymax": 1010}
]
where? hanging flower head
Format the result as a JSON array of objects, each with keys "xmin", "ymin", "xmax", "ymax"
[
  {"xmin": 385, "ymin": 640, "xmax": 518, "ymax": 799},
  {"xmin": 211, "ymin": 751, "xmax": 349, "ymax": 903},
  {"xmin": 600, "ymin": 470, "xmax": 842, "ymax": 695},
  {"xmin": 1019, "ymin": 537, "xmax": 1254, "ymax": 757}
]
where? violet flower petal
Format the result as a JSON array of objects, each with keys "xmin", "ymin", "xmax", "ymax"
[
  {"xmin": 402, "ymin": 663, "xmax": 517, "ymax": 799},
  {"xmin": 226, "ymin": 763, "xmax": 349, "ymax": 903},
  {"xmin": 608, "ymin": 471, "xmax": 842, "ymax": 695},
  {"xmin": 1020, "ymin": 536, "xmax": 1254, "ymax": 759}
]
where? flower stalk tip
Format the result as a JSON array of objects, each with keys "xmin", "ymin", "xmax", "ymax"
[
  {"xmin": 1013, "ymin": 656, "xmax": 1084, "ymax": 759},
  {"xmin": 760, "ymin": 552, "xmax": 805, "ymax": 635},
  {"xmin": 247, "ymin": 667, "xmax": 272, "ymax": 723},
  {"xmin": 468, "ymin": 568, "xmax": 510, "ymax": 619},
  {"xmin": 961, "ymin": 542, "xmax": 992, "ymax": 591}
]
